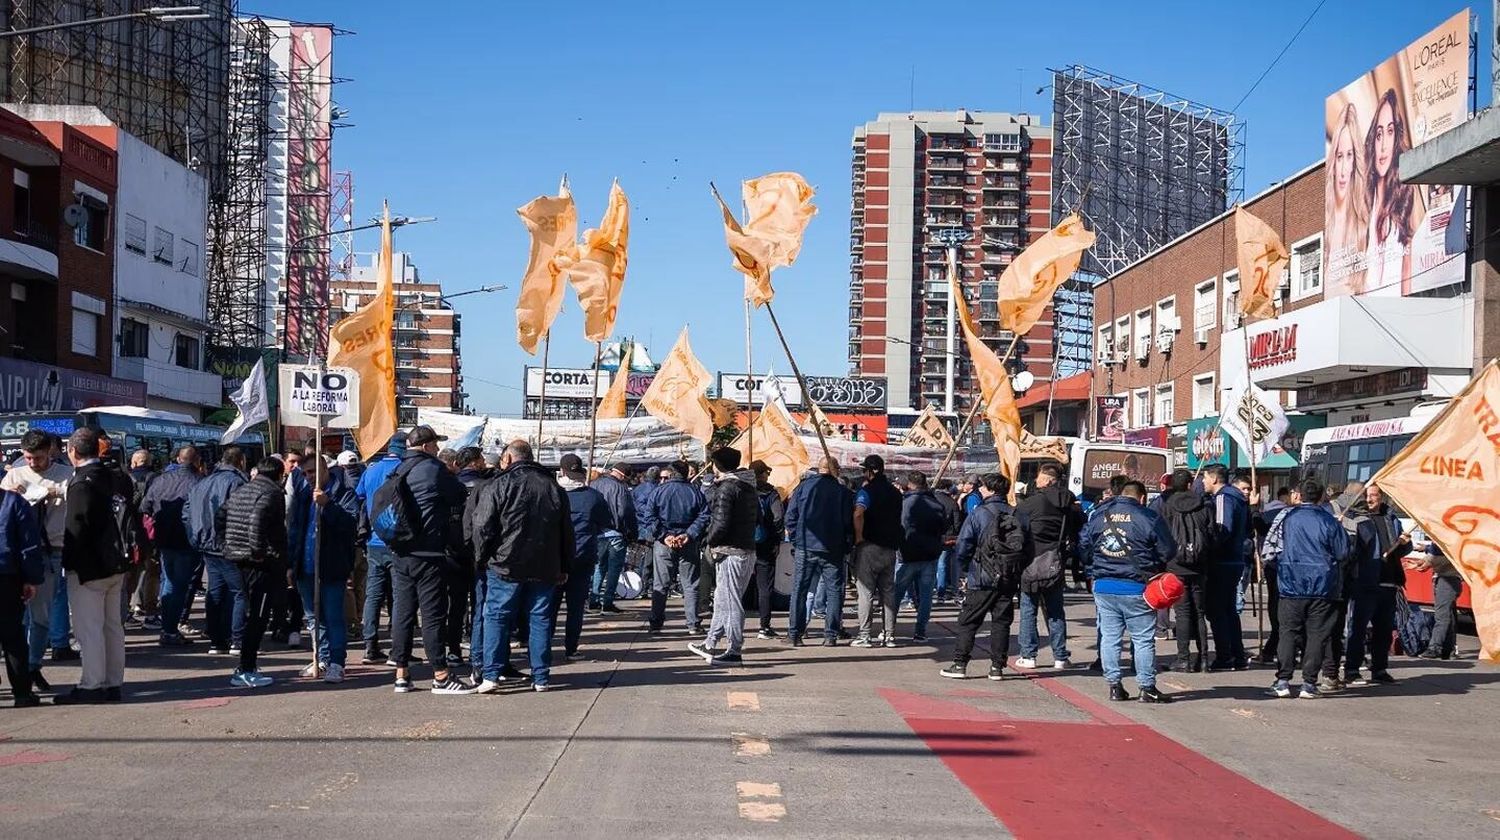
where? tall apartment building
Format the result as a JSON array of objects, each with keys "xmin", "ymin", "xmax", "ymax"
[
  {"xmin": 849, "ymin": 110, "xmax": 1054, "ymax": 415},
  {"xmin": 332, "ymin": 251, "xmax": 463, "ymax": 427}
]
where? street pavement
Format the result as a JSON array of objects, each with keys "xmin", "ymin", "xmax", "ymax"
[{"xmin": 0, "ymin": 591, "xmax": 1497, "ymax": 838}]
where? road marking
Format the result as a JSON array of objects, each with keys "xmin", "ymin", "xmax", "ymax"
[
  {"xmin": 727, "ymin": 691, "xmax": 760, "ymax": 711},
  {"xmin": 737, "ymin": 781, "xmax": 786, "ymax": 822},
  {"xmin": 177, "ymin": 697, "xmax": 233, "ymax": 710},
  {"xmin": 0, "ymin": 749, "xmax": 69, "ymax": 768},
  {"xmin": 732, "ymin": 733, "xmax": 770, "ymax": 756},
  {"xmin": 737, "ymin": 781, "xmax": 781, "ymax": 798},
  {"xmin": 1159, "ymin": 679, "xmax": 1191, "ymax": 692}
]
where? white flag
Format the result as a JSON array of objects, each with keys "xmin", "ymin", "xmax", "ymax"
[
  {"xmin": 1219, "ymin": 380, "xmax": 1289, "ymax": 465},
  {"xmin": 222, "ymin": 357, "xmax": 270, "ymax": 444},
  {"xmin": 760, "ymin": 366, "xmax": 794, "ymax": 415}
]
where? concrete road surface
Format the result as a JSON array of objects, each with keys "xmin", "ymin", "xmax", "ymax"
[{"xmin": 1, "ymin": 592, "xmax": 1496, "ymax": 838}]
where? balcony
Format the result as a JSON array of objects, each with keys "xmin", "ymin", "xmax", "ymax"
[
  {"xmin": 926, "ymin": 141, "xmax": 966, "ymax": 152},
  {"xmin": 995, "ymin": 159, "xmax": 1021, "ymax": 172},
  {"xmin": 114, "ymin": 356, "xmax": 225, "ymax": 409},
  {"xmin": 0, "ymin": 219, "xmax": 59, "ymax": 280},
  {"xmin": 928, "ymin": 156, "xmax": 965, "ymax": 171},
  {"xmin": 927, "ymin": 178, "xmax": 964, "ymax": 190}
]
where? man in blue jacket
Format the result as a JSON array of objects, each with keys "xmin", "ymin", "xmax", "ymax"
[
  {"xmin": 1263, "ymin": 476, "xmax": 1350, "ymax": 699},
  {"xmin": 784, "ymin": 458, "xmax": 852, "ymax": 646},
  {"xmin": 296, "ymin": 458, "xmax": 360, "ymax": 683},
  {"xmin": 589, "ymin": 463, "xmax": 637, "ymax": 615},
  {"xmin": 1201, "ymin": 464, "xmax": 1250, "ymax": 671},
  {"xmin": 184, "ymin": 446, "xmax": 248, "ymax": 655},
  {"xmin": 1079, "ymin": 480, "xmax": 1177, "ymax": 703},
  {"xmin": 641, "ymin": 461, "xmax": 709, "ymax": 633},
  {"xmin": 556, "ymin": 454, "xmax": 612, "ymax": 658},
  {"xmin": 942, "ymin": 473, "xmax": 1029, "ymax": 681},
  {"xmin": 140, "ymin": 445, "xmax": 202, "ymax": 646},
  {"xmin": 895, "ymin": 471, "xmax": 947, "ymax": 642},
  {"xmin": 0, "ymin": 485, "xmax": 44, "ymax": 706},
  {"xmin": 1340, "ymin": 483, "xmax": 1411, "ymax": 687},
  {"xmin": 354, "ymin": 432, "xmax": 406, "ymax": 664}
]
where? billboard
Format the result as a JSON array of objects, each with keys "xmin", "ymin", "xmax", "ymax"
[
  {"xmin": 1093, "ymin": 395, "xmax": 1126, "ymax": 441},
  {"xmin": 524, "ymin": 367, "xmax": 611, "ymax": 400},
  {"xmin": 718, "ymin": 373, "xmax": 804, "ymax": 407},
  {"xmin": 1323, "ymin": 10, "xmax": 1470, "ymax": 298}
]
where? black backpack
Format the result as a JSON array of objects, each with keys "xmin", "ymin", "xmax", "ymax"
[
  {"xmin": 370, "ymin": 460, "xmax": 420, "ymax": 552},
  {"xmin": 1167, "ymin": 503, "xmax": 1214, "ymax": 575},
  {"xmin": 975, "ymin": 510, "xmax": 1026, "ymax": 589}
]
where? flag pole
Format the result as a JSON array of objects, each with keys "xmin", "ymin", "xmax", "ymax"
[
  {"xmin": 764, "ymin": 301, "xmax": 832, "ymax": 465},
  {"xmin": 933, "ymin": 332, "xmax": 1023, "ymax": 484},
  {"xmin": 601, "ymin": 385, "xmax": 648, "ymax": 466},
  {"xmin": 587, "ymin": 339, "xmax": 603, "ymax": 484},
  {"xmin": 536, "ymin": 331, "xmax": 551, "ymax": 446},
  {"xmin": 744, "ymin": 295, "xmax": 754, "ymax": 462}
]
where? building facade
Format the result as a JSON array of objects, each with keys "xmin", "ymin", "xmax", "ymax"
[
  {"xmin": 332, "ymin": 252, "xmax": 462, "ymax": 427},
  {"xmin": 848, "ymin": 110, "xmax": 1054, "ymax": 415}
]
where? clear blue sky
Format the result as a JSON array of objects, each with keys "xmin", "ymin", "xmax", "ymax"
[{"xmin": 250, "ymin": 0, "xmax": 1486, "ymax": 416}]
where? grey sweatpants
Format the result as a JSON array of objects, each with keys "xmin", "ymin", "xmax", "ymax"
[
  {"xmin": 706, "ymin": 548, "xmax": 754, "ymax": 654},
  {"xmin": 855, "ymin": 544, "xmax": 898, "ymax": 639}
]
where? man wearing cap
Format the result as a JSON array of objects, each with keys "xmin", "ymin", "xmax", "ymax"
[
  {"xmin": 589, "ymin": 463, "xmax": 637, "ymax": 614},
  {"xmin": 555, "ymin": 454, "xmax": 610, "ymax": 659},
  {"xmin": 640, "ymin": 461, "xmax": 710, "ymax": 634},
  {"xmin": 785, "ymin": 457, "xmax": 853, "ymax": 646},
  {"xmin": 355, "ymin": 432, "xmax": 407, "ymax": 665},
  {"xmin": 749, "ymin": 460, "xmax": 785, "ymax": 640},
  {"xmin": 852, "ymin": 454, "xmax": 903, "ymax": 648},
  {"xmin": 390, "ymin": 425, "xmax": 472, "ymax": 694},
  {"xmin": 688, "ymin": 448, "xmax": 759, "ymax": 665}
]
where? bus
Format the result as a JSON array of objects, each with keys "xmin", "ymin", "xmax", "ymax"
[
  {"xmin": 1017, "ymin": 436, "xmax": 1171, "ymax": 506},
  {"xmin": 1300, "ymin": 404, "xmax": 1468, "ymax": 610},
  {"xmin": 0, "ymin": 407, "xmax": 266, "ymax": 467}
]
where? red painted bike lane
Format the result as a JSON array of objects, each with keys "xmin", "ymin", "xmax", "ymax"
[{"xmin": 880, "ymin": 678, "xmax": 1360, "ymax": 839}]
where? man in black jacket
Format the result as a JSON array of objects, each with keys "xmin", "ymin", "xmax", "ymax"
[
  {"xmin": 933, "ymin": 479, "xmax": 962, "ymax": 603},
  {"xmin": 852, "ymin": 454, "xmax": 903, "ymax": 647},
  {"xmin": 942, "ymin": 473, "xmax": 1029, "ymax": 681},
  {"xmin": 219, "ymin": 457, "xmax": 288, "ymax": 689},
  {"xmin": 390, "ymin": 425, "xmax": 472, "ymax": 695},
  {"xmin": 1014, "ymin": 463, "xmax": 1082, "ymax": 669},
  {"xmin": 141, "ymin": 445, "xmax": 202, "ymax": 646},
  {"xmin": 589, "ymin": 463, "xmax": 637, "ymax": 614},
  {"xmin": 459, "ymin": 449, "xmax": 499, "ymax": 678},
  {"xmin": 750, "ymin": 460, "xmax": 785, "ymax": 640},
  {"xmin": 895, "ymin": 472, "xmax": 946, "ymax": 642},
  {"xmin": 689, "ymin": 448, "xmax": 759, "ymax": 666},
  {"xmin": 184, "ymin": 446, "xmax": 248, "ymax": 655},
  {"xmin": 1158, "ymin": 469, "xmax": 1214, "ymax": 672},
  {"xmin": 473, "ymin": 440, "xmax": 572, "ymax": 693}
]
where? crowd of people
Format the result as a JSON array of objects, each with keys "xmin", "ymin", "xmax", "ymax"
[{"xmin": 0, "ymin": 423, "xmax": 1464, "ymax": 707}]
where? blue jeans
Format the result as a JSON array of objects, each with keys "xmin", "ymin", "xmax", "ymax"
[
  {"xmin": 296, "ymin": 577, "xmax": 349, "ymax": 666},
  {"xmin": 24, "ymin": 550, "xmax": 67, "ymax": 666},
  {"xmin": 203, "ymin": 554, "xmax": 246, "ymax": 648},
  {"xmin": 483, "ymin": 571, "xmax": 555, "ymax": 685},
  {"xmin": 592, "ymin": 532, "xmax": 627, "ymax": 607},
  {"xmin": 1019, "ymin": 583, "xmax": 1070, "ymax": 660},
  {"xmin": 1344, "ymin": 587, "xmax": 1397, "ymax": 675},
  {"xmin": 362, "ymin": 545, "xmax": 395, "ymax": 645},
  {"xmin": 552, "ymin": 566, "xmax": 594, "ymax": 654},
  {"xmin": 893, "ymin": 559, "xmax": 937, "ymax": 636},
  {"xmin": 1095, "ymin": 591, "xmax": 1157, "ymax": 689},
  {"xmin": 935, "ymin": 549, "xmax": 957, "ymax": 597},
  {"xmin": 470, "ymin": 570, "xmax": 488, "ymax": 672},
  {"xmin": 789, "ymin": 550, "xmax": 842, "ymax": 641},
  {"xmin": 158, "ymin": 548, "xmax": 199, "ymax": 637}
]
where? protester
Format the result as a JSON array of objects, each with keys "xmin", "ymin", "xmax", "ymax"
[
  {"xmin": 749, "ymin": 460, "xmax": 785, "ymax": 640},
  {"xmin": 1263, "ymin": 476, "xmax": 1349, "ymax": 699},
  {"xmin": 590, "ymin": 463, "xmax": 637, "ymax": 615},
  {"xmin": 1341, "ymin": 483, "xmax": 1411, "ymax": 686},
  {"xmin": 641, "ymin": 460, "xmax": 709, "ymax": 634},
  {"xmin": 941, "ymin": 473, "xmax": 1028, "ymax": 680},
  {"xmin": 1253, "ymin": 486, "xmax": 1293, "ymax": 664},
  {"xmin": 555, "ymin": 454, "xmax": 609, "ymax": 660},
  {"xmin": 895, "ymin": 471, "xmax": 946, "ymax": 643},
  {"xmin": 1158, "ymin": 468, "xmax": 1214, "ymax": 672},
  {"xmin": 355, "ymin": 433, "xmax": 406, "ymax": 664},
  {"xmin": 271, "ymin": 453, "xmax": 310, "ymax": 648},
  {"xmin": 458, "ymin": 447, "xmax": 498, "ymax": 677},
  {"xmin": 0, "ymin": 481, "xmax": 43, "ymax": 706},
  {"xmin": 1078, "ymin": 479, "xmax": 1176, "ymax": 703},
  {"xmin": 56, "ymin": 428, "xmax": 133, "ymax": 704},
  {"xmin": 2, "ymin": 430, "xmax": 75, "ymax": 688},
  {"xmin": 688, "ymin": 448, "xmax": 758, "ymax": 665},
  {"xmin": 293, "ymin": 456, "xmax": 360, "ymax": 683},
  {"xmin": 1015, "ymin": 463, "xmax": 1081, "ymax": 668},
  {"xmin": 959, "ymin": 475, "xmax": 982, "ymax": 516},
  {"xmin": 1200, "ymin": 464, "xmax": 1250, "ymax": 671},
  {"xmin": 122, "ymin": 449, "xmax": 156, "ymax": 628},
  {"xmin": 473, "ymin": 440, "xmax": 571, "ymax": 693},
  {"xmin": 218, "ymin": 457, "xmax": 288, "ymax": 688},
  {"xmin": 932, "ymin": 478, "xmax": 963, "ymax": 603},
  {"xmin": 784, "ymin": 458, "xmax": 853, "ymax": 647},
  {"xmin": 185, "ymin": 446, "xmax": 249, "ymax": 655},
  {"xmin": 141, "ymin": 445, "xmax": 203, "ymax": 646},
  {"xmin": 852, "ymin": 454, "xmax": 902, "ymax": 648},
  {"xmin": 445, "ymin": 447, "xmax": 489, "ymax": 668},
  {"xmin": 1413, "ymin": 541, "xmax": 1462, "ymax": 659}
]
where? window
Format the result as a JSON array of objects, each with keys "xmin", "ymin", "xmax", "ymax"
[
  {"xmin": 1134, "ymin": 308, "xmax": 1152, "ymax": 357},
  {"xmin": 1154, "ymin": 384, "xmax": 1174, "ymax": 425},
  {"xmin": 985, "ymin": 132, "xmax": 1022, "ymax": 152},
  {"xmin": 152, "ymin": 226, "xmax": 173, "ymax": 265},
  {"xmin": 72, "ymin": 195, "xmax": 109, "ymax": 252},
  {"xmin": 174, "ymin": 333, "xmax": 200, "ymax": 369},
  {"xmin": 1098, "ymin": 325, "xmax": 1113, "ymax": 361},
  {"xmin": 1193, "ymin": 278, "xmax": 1217, "ymax": 332},
  {"xmin": 70, "ymin": 292, "xmax": 104, "ymax": 357},
  {"xmin": 179, "ymin": 240, "xmax": 198, "ymax": 276},
  {"xmin": 1115, "ymin": 316, "xmax": 1130, "ymax": 355},
  {"xmin": 1156, "ymin": 296, "xmax": 1176, "ymax": 340},
  {"xmin": 1192, "ymin": 373, "xmax": 1217, "ymax": 418},
  {"xmin": 124, "ymin": 214, "xmax": 147, "ymax": 255},
  {"xmin": 1291, "ymin": 235, "xmax": 1322, "ymax": 300},
  {"xmin": 119, "ymin": 317, "xmax": 148, "ymax": 357},
  {"xmin": 1222, "ymin": 270, "xmax": 1241, "ymax": 328},
  {"xmin": 1132, "ymin": 388, "xmax": 1151, "ymax": 427},
  {"xmin": 12, "ymin": 169, "xmax": 29, "ymax": 234}
]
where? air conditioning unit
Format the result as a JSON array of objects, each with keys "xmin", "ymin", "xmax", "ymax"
[
  {"xmin": 1193, "ymin": 327, "xmax": 1210, "ymax": 346},
  {"xmin": 1096, "ymin": 345, "xmax": 1114, "ymax": 366},
  {"xmin": 1155, "ymin": 325, "xmax": 1175, "ymax": 354},
  {"xmin": 1134, "ymin": 335, "xmax": 1151, "ymax": 361}
]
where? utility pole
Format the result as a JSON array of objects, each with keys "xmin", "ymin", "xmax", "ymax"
[{"xmin": 933, "ymin": 227, "xmax": 972, "ymax": 415}]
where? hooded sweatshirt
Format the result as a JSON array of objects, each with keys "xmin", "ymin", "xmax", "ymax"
[{"xmin": 1162, "ymin": 489, "xmax": 1215, "ymax": 578}]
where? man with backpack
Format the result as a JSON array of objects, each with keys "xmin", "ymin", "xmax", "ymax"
[
  {"xmin": 355, "ymin": 433, "xmax": 407, "ymax": 665},
  {"xmin": 185, "ymin": 446, "xmax": 249, "ymax": 656},
  {"xmin": 941, "ymin": 473, "xmax": 1029, "ymax": 680},
  {"xmin": 1015, "ymin": 463, "xmax": 1081, "ymax": 669},
  {"xmin": 141, "ymin": 445, "xmax": 202, "ymax": 646},
  {"xmin": 895, "ymin": 471, "xmax": 946, "ymax": 643},
  {"xmin": 1158, "ymin": 469, "xmax": 1214, "ymax": 672},
  {"xmin": 749, "ymin": 460, "xmax": 785, "ymax": 640},
  {"xmin": 1263, "ymin": 476, "xmax": 1350, "ymax": 699}
]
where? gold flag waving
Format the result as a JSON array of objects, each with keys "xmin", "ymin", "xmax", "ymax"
[
  {"xmin": 596, "ymin": 366, "xmax": 628, "ymax": 420},
  {"xmin": 997, "ymin": 212, "xmax": 1096, "ymax": 335},
  {"xmin": 904, "ymin": 405, "xmax": 955, "ymax": 449},
  {"xmin": 640, "ymin": 327, "xmax": 715, "ymax": 444},
  {"xmin": 731, "ymin": 400, "xmax": 810, "ymax": 499},
  {"xmin": 561, "ymin": 180, "xmax": 629, "ymax": 342},
  {"xmin": 1234, "ymin": 206, "xmax": 1289, "ymax": 321},
  {"xmin": 1370, "ymin": 361, "xmax": 1500, "ymax": 662},
  {"xmin": 329, "ymin": 203, "xmax": 397, "ymax": 459},
  {"xmin": 714, "ymin": 172, "xmax": 817, "ymax": 307},
  {"xmin": 952, "ymin": 272, "xmax": 1022, "ymax": 498},
  {"xmin": 514, "ymin": 179, "xmax": 578, "ymax": 354}
]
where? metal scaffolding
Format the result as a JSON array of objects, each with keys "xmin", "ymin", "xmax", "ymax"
[{"xmin": 329, "ymin": 169, "xmax": 353, "ymax": 284}]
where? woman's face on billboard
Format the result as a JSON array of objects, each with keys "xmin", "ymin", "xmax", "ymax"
[
  {"xmin": 1373, "ymin": 100, "xmax": 1397, "ymax": 177},
  {"xmin": 1333, "ymin": 125, "xmax": 1355, "ymax": 201}
]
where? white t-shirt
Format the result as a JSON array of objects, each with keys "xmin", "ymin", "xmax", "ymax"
[{"xmin": 1, "ymin": 460, "xmax": 74, "ymax": 549}]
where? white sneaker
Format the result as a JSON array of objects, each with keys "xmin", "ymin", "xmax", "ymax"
[
  {"xmin": 287, "ymin": 632, "xmax": 302, "ymax": 647},
  {"xmin": 1014, "ymin": 657, "xmax": 1038, "ymax": 669},
  {"xmin": 230, "ymin": 670, "xmax": 273, "ymax": 689},
  {"xmin": 474, "ymin": 679, "xmax": 502, "ymax": 694},
  {"xmin": 533, "ymin": 682, "xmax": 553, "ymax": 692},
  {"xmin": 1053, "ymin": 659, "xmax": 1071, "ymax": 671},
  {"xmin": 323, "ymin": 663, "xmax": 345, "ymax": 684},
  {"xmin": 300, "ymin": 661, "xmax": 324, "ymax": 678}
]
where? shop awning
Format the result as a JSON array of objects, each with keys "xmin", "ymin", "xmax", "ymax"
[{"xmin": 1017, "ymin": 371, "xmax": 1090, "ymax": 410}]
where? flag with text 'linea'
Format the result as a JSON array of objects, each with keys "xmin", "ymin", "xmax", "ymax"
[
  {"xmin": 952, "ymin": 271, "xmax": 1021, "ymax": 499},
  {"xmin": 560, "ymin": 180, "xmax": 629, "ymax": 342},
  {"xmin": 996, "ymin": 212, "xmax": 1096, "ymax": 335},
  {"xmin": 514, "ymin": 178, "xmax": 578, "ymax": 354},
  {"xmin": 1234, "ymin": 206, "xmax": 1288, "ymax": 321},
  {"xmin": 731, "ymin": 398, "xmax": 809, "ymax": 500},
  {"xmin": 1370, "ymin": 361, "xmax": 1500, "ymax": 662},
  {"xmin": 715, "ymin": 173, "xmax": 816, "ymax": 307},
  {"xmin": 639, "ymin": 327, "xmax": 715, "ymax": 444},
  {"xmin": 328, "ymin": 203, "xmax": 397, "ymax": 459}
]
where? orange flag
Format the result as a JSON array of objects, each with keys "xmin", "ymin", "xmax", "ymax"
[
  {"xmin": 561, "ymin": 180, "xmax": 629, "ymax": 341},
  {"xmin": 953, "ymin": 271, "xmax": 1021, "ymax": 500},
  {"xmin": 714, "ymin": 173, "xmax": 817, "ymax": 307},
  {"xmin": 596, "ymin": 366, "xmax": 627, "ymax": 420},
  {"xmin": 514, "ymin": 178, "xmax": 578, "ymax": 354},
  {"xmin": 1370, "ymin": 361, "xmax": 1500, "ymax": 662},
  {"xmin": 328, "ymin": 203, "xmax": 397, "ymax": 459},
  {"xmin": 731, "ymin": 400, "xmax": 810, "ymax": 499},
  {"xmin": 997, "ymin": 212, "xmax": 1096, "ymax": 335},
  {"xmin": 640, "ymin": 327, "xmax": 715, "ymax": 444},
  {"xmin": 1234, "ymin": 206, "xmax": 1289, "ymax": 322}
]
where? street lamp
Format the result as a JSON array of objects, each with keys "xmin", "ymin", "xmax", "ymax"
[
  {"xmin": 933, "ymin": 227, "xmax": 972, "ymax": 414},
  {"xmin": 0, "ymin": 5, "xmax": 210, "ymax": 39}
]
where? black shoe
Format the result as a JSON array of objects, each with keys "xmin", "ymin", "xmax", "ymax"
[
  {"xmin": 361, "ymin": 649, "xmax": 387, "ymax": 665},
  {"xmin": 987, "ymin": 666, "xmax": 1004, "ymax": 681},
  {"xmin": 837, "ymin": 628, "xmax": 852, "ymax": 640},
  {"xmin": 1372, "ymin": 671, "xmax": 1396, "ymax": 685},
  {"xmin": 1232, "ymin": 659, "xmax": 1252, "ymax": 671},
  {"xmin": 1418, "ymin": 649, "xmax": 1442, "ymax": 660},
  {"xmin": 1206, "ymin": 660, "xmax": 1234, "ymax": 673},
  {"xmin": 103, "ymin": 686, "xmax": 122, "ymax": 703},
  {"xmin": 711, "ymin": 651, "xmax": 743, "ymax": 665},
  {"xmin": 53, "ymin": 687, "xmax": 105, "ymax": 706},
  {"xmin": 1108, "ymin": 683, "xmax": 1130, "ymax": 702},
  {"xmin": 757, "ymin": 627, "xmax": 780, "ymax": 640},
  {"xmin": 499, "ymin": 666, "xmax": 529, "ymax": 683},
  {"xmin": 1088, "ymin": 659, "xmax": 1102, "ymax": 672},
  {"xmin": 1189, "ymin": 654, "xmax": 1203, "ymax": 673},
  {"xmin": 787, "ymin": 636, "xmax": 804, "ymax": 647},
  {"xmin": 586, "ymin": 599, "xmax": 601, "ymax": 613},
  {"xmin": 50, "ymin": 647, "xmax": 80, "ymax": 662},
  {"xmin": 29, "ymin": 670, "xmax": 51, "ymax": 692},
  {"xmin": 939, "ymin": 663, "xmax": 968, "ymax": 679},
  {"xmin": 821, "ymin": 637, "xmax": 836, "ymax": 647},
  {"xmin": 600, "ymin": 604, "xmax": 623, "ymax": 614},
  {"xmin": 13, "ymin": 693, "xmax": 41, "ymax": 708},
  {"xmin": 1139, "ymin": 686, "xmax": 1173, "ymax": 704}
]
